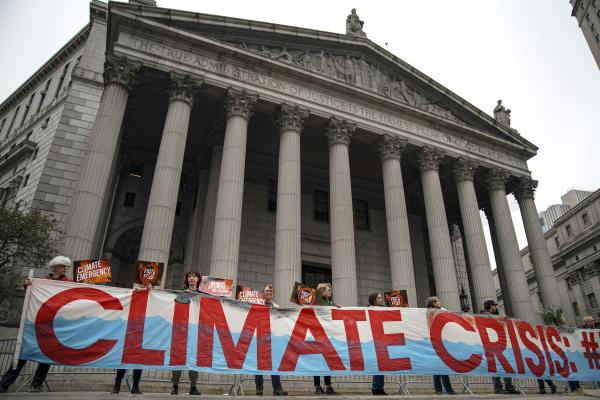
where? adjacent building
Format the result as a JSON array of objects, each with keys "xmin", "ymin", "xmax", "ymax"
[
  {"xmin": 571, "ymin": 0, "xmax": 600, "ymax": 69},
  {"xmin": 0, "ymin": 1, "xmax": 562, "ymax": 328}
]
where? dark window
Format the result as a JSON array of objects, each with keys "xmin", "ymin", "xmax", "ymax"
[
  {"xmin": 54, "ymin": 63, "xmax": 70, "ymax": 99},
  {"xmin": 129, "ymin": 162, "xmax": 143, "ymax": 178},
  {"xmin": 20, "ymin": 93, "xmax": 35, "ymax": 127},
  {"xmin": 588, "ymin": 293, "xmax": 599, "ymax": 309},
  {"xmin": 0, "ymin": 118, "xmax": 5, "ymax": 135},
  {"xmin": 573, "ymin": 302, "xmax": 580, "ymax": 316},
  {"xmin": 576, "ymin": 255, "xmax": 579, "ymax": 261},
  {"xmin": 353, "ymin": 198, "xmax": 369, "ymax": 230},
  {"xmin": 22, "ymin": 174, "xmax": 30, "ymax": 187},
  {"xmin": 36, "ymin": 80, "xmax": 51, "ymax": 114},
  {"xmin": 314, "ymin": 189, "xmax": 329, "ymax": 222},
  {"xmin": 6, "ymin": 106, "xmax": 20, "ymax": 137},
  {"xmin": 582, "ymin": 213, "xmax": 591, "ymax": 226},
  {"xmin": 31, "ymin": 149, "xmax": 38, "ymax": 160},
  {"xmin": 566, "ymin": 224, "xmax": 573, "ymax": 237},
  {"xmin": 302, "ymin": 264, "xmax": 332, "ymax": 291},
  {"xmin": 555, "ymin": 237, "xmax": 560, "ymax": 248},
  {"xmin": 124, "ymin": 192, "xmax": 136, "ymax": 207},
  {"xmin": 268, "ymin": 178, "xmax": 277, "ymax": 212},
  {"xmin": 176, "ymin": 201, "xmax": 182, "ymax": 216}
]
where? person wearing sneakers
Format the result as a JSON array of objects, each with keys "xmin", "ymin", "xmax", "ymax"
[
  {"xmin": 0, "ymin": 256, "xmax": 73, "ymax": 393},
  {"xmin": 254, "ymin": 284, "xmax": 287, "ymax": 396},
  {"xmin": 313, "ymin": 283, "xmax": 338, "ymax": 395},
  {"xmin": 170, "ymin": 271, "xmax": 202, "ymax": 396},
  {"xmin": 427, "ymin": 296, "xmax": 456, "ymax": 396},
  {"xmin": 368, "ymin": 292, "xmax": 387, "ymax": 396}
]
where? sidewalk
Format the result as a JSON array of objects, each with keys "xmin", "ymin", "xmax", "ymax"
[{"xmin": 0, "ymin": 393, "xmax": 597, "ymax": 400}]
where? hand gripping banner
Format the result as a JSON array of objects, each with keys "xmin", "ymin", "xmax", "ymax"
[{"xmin": 17, "ymin": 279, "xmax": 600, "ymax": 381}]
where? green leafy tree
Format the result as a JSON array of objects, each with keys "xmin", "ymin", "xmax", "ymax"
[
  {"xmin": 539, "ymin": 305, "xmax": 564, "ymax": 326},
  {"xmin": 0, "ymin": 207, "xmax": 62, "ymax": 303}
]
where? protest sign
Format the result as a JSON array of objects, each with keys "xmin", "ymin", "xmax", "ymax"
[
  {"xmin": 18, "ymin": 279, "xmax": 600, "ymax": 381},
  {"xmin": 200, "ymin": 276, "xmax": 233, "ymax": 297},
  {"xmin": 290, "ymin": 282, "xmax": 316, "ymax": 305},
  {"xmin": 384, "ymin": 290, "xmax": 409, "ymax": 307},
  {"xmin": 235, "ymin": 286, "xmax": 265, "ymax": 305},
  {"xmin": 73, "ymin": 259, "xmax": 111, "ymax": 284},
  {"xmin": 133, "ymin": 260, "xmax": 163, "ymax": 287}
]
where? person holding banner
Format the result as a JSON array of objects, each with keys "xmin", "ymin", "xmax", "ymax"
[
  {"xmin": 426, "ymin": 296, "xmax": 456, "ymax": 396},
  {"xmin": 111, "ymin": 283, "xmax": 153, "ymax": 395},
  {"xmin": 368, "ymin": 292, "xmax": 387, "ymax": 396},
  {"xmin": 254, "ymin": 284, "xmax": 288, "ymax": 396},
  {"xmin": 0, "ymin": 256, "xmax": 72, "ymax": 393},
  {"xmin": 480, "ymin": 299, "xmax": 519, "ymax": 395},
  {"xmin": 313, "ymin": 283, "xmax": 338, "ymax": 395},
  {"xmin": 171, "ymin": 271, "xmax": 202, "ymax": 395}
]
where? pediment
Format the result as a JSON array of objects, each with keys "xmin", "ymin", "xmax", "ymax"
[{"xmin": 108, "ymin": 2, "xmax": 537, "ymax": 154}]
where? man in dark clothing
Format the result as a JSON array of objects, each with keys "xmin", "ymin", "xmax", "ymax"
[
  {"xmin": 0, "ymin": 256, "xmax": 73, "ymax": 393},
  {"xmin": 481, "ymin": 300, "xmax": 519, "ymax": 395}
]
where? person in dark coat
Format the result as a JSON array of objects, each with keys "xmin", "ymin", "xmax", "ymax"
[
  {"xmin": 480, "ymin": 300, "xmax": 519, "ymax": 395},
  {"xmin": 170, "ymin": 271, "xmax": 202, "ymax": 395},
  {"xmin": 0, "ymin": 256, "xmax": 73, "ymax": 393},
  {"xmin": 369, "ymin": 292, "xmax": 387, "ymax": 396},
  {"xmin": 313, "ymin": 283, "xmax": 338, "ymax": 395},
  {"xmin": 254, "ymin": 284, "xmax": 287, "ymax": 396},
  {"xmin": 426, "ymin": 296, "xmax": 456, "ymax": 395}
]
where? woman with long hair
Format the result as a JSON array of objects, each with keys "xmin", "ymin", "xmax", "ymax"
[
  {"xmin": 313, "ymin": 283, "xmax": 337, "ymax": 395},
  {"xmin": 368, "ymin": 292, "xmax": 387, "ymax": 396},
  {"xmin": 426, "ymin": 296, "xmax": 455, "ymax": 396}
]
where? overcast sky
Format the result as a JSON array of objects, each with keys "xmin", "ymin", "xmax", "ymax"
[{"xmin": 0, "ymin": 0, "xmax": 599, "ymax": 256}]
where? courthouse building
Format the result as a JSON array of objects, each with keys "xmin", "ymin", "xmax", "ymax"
[{"xmin": 0, "ymin": 0, "xmax": 562, "ymax": 325}]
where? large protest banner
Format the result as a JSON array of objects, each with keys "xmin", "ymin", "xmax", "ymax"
[{"xmin": 18, "ymin": 279, "xmax": 600, "ymax": 381}]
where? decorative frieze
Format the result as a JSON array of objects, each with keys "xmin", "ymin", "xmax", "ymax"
[
  {"xmin": 224, "ymin": 87, "xmax": 258, "ymax": 120},
  {"xmin": 167, "ymin": 72, "xmax": 203, "ymax": 106},
  {"xmin": 486, "ymin": 168, "xmax": 510, "ymax": 192},
  {"xmin": 325, "ymin": 117, "xmax": 355, "ymax": 146},
  {"xmin": 513, "ymin": 177, "xmax": 537, "ymax": 201},
  {"xmin": 276, "ymin": 103, "xmax": 310, "ymax": 133},
  {"xmin": 103, "ymin": 54, "xmax": 141, "ymax": 92},
  {"xmin": 453, "ymin": 157, "xmax": 478, "ymax": 182},
  {"xmin": 417, "ymin": 146, "xmax": 444, "ymax": 172},
  {"xmin": 377, "ymin": 134, "xmax": 407, "ymax": 161},
  {"xmin": 234, "ymin": 42, "xmax": 459, "ymax": 122}
]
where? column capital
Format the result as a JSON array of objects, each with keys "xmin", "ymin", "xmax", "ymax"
[
  {"xmin": 453, "ymin": 157, "xmax": 478, "ymax": 182},
  {"xmin": 513, "ymin": 176, "xmax": 538, "ymax": 202},
  {"xmin": 377, "ymin": 134, "xmax": 407, "ymax": 161},
  {"xmin": 103, "ymin": 54, "xmax": 141, "ymax": 92},
  {"xmin": 325, "ymin": 117, "xmax": 355, "ymax": 146},
  {"xmin": 168, "ymin": 72, "xmax": 203, "ymax": 106},
  {"xmin": 276, "ymin": 103, "xmax": 310, "ymax": 133},
  {"xmin": 417, "ymin": 145, "xmax": 444, "ymax": 172},
  {"xmin": 486, "ymin": 168, "xmax": 510, "ymax": 192},
  {"xmin": 224, "ymin": 87, "xmax": 258, "ymax": 120}
]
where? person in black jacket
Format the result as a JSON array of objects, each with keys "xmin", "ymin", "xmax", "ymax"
[
  {"xmin": 480, "ymin": 300, "xmax": 519, "ymax": 395},
  {"xmin": 427, "ymin": 296, "xmax": 456, "ymax": 395},
  {"xmin": 369, "ymin": 292, "xmax": 387, "ymax": 396},
  {"xmin": 313, "ymin": 283, "xmax": 337, "ymax": 395}
]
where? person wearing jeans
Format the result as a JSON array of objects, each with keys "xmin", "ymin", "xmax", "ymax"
[
  {"xmin": 368, "ymin": 292, "xmax": 387, "ymax": 395},
  {"xmin": 427, "ymin": 296, "xmax": 456, "ymax": 395}
]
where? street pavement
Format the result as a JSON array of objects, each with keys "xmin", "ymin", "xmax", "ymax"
[{"xmin": 0, "ymin": 392, "xmax": 598, "ymax": 400}]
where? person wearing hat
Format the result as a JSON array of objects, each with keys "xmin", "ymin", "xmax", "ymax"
[
  {"xmin": 0, "ymin": 256, "xmax": 73, "ymax": 393},
  {"xmin": 480, "ymin": 300, "xmax": 519, "ymax": 395}
]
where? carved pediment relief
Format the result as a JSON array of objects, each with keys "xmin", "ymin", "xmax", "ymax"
[{"xmin": 229, "ymin": 41, "xmax": 462, "ymax": 124}]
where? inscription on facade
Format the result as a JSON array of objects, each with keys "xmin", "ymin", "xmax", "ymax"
[{"xmin": 125, "ymin": 36, "xmax": 526, "ymax": 171}]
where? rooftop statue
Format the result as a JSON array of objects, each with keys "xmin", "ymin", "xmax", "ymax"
[
  {"xmin": 493, "ymin": 99, "xmax": 511, "ymax": 126},
  {"xmin": 346, "ymin": 8, "xmax": 367, "ymax": 38}
]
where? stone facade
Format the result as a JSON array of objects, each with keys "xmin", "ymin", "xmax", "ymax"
[
  {"xmin": 0, "ymin": 1, "xmax": 560, "ymax": 327},
  {"xmin": 571, "ymin": 0, "xmax": 600, "ymax": 70},
  {"xmin": 504, "ymin": 188, "xmax": 600, "ymax": 326}
]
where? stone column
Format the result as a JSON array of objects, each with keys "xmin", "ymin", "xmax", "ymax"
[
  {"xmin": 453, "ymin": 158, "xmax": 496, "ymax": 312},
  {"xmin": 209, "ymin": 88, "xmax": 257, "ymax": 283},
  {"xmin": 483, "ymin": 206, "xmax": 511, "ymax": 315},
  {"xmin": 377, "ymin": 134, "xmax": 417, "ymax": 307},
  {"xmin": 587, "ymin": 264, "xmax": 600, "ymax": 313},
  {"xmin": 197, "ymin": 145, "xmax": 223, "ymax": 276},
  {"xmin": 486, "ymin": 168, "xmax": 536, "ymax": 322},
  {"xmin": 138, "ymin": 73, "xmax": 202, "ymax": 286},
  {"xmin": 325, "ymin": 117, "xmax": 358, "ymax": 306},
  {"xmin": 418, "ymin": 146, "xmax": 460, "ymax": 311},
  {"xmin": 569, "ymin": 272, "xmax": 589, "ymax": 318},
  {"xmin": 514, "ymin": 177, "xmax": 562, "ymax": 310},
  {"xmin": 273, "ymin": 104, "xmax": 309, "ymax": 306},
  {"xmin": 63, "ymin": 55, "xmax": 140, "ymax": 260}
]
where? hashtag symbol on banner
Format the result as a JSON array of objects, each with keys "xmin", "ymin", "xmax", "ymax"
[{"xmin": 581, "ymin": 331, "xmax": 600, "ymax": 369}]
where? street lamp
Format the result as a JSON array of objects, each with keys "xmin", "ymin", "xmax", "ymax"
[{"xmin": 459, "ymin": 285, "xmax": 470, "ymax": 313}]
